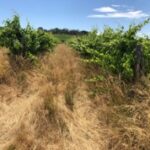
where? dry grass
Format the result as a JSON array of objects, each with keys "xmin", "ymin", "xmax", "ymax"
[
  {"xmin": 0, "ymin": 48, "xmax": 33, "ymax": 91},
  {"xmin": 64, "ymin": 85, "xmax": 75, "ymax": 111},
  {"xmin": 0, "ymin": 45, "xmax": 105, "ymax": 150},
  {"xmin": 0, "ymin": 48, "xmax": 10, "ymax": 83},
  {"xmin": 86, "ymin": 66, "xmax": 150, "ymax": 149},
  {"xmin": 0, "ymin": 45, "xmax": 150, "ymax": 150}
]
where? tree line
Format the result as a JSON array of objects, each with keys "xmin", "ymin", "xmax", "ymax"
[{"xmin": 38, "ymin": 27, "xmax": 89, "ymax": 36}]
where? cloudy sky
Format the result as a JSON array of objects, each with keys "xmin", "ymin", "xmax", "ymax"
[{"xmin": 0, "ymin": 0, "xmax": 150, "ymax": 34}]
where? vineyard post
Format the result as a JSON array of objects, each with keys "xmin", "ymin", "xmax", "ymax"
[{"xmin": 134, "ymin": 44, "xmax": 144, "ymax": 81}]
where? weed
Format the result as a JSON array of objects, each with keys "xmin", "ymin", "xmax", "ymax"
[
  {"xmin": 44, "ymin": 90, "xmax": 57, "ymax": 122},
  {"xmin": 7, "ymin": 145, "xmax": 16, "ymax": 150},
  {"xmin": 65, "ymin": 89, "xmax": 74, "ymax": 111}
]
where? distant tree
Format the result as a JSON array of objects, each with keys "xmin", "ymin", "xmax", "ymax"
[
  {"xmin": 38, "ymin": 27, "xmax": 44, "ymax": 31},
  {"xmin": 46, "ymin": 28, "xmax": 88, "ymax": 36}
]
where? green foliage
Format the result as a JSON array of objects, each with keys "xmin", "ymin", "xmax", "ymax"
[
  {"xmin": 0, "ymin": 15, "xmax": 58, "ymax": 57},
  {"xmin": 141, "ymin": 37, "xmax": 150, "ymax": 75},
  {"xmin": 54, "ymin": 34, "xmax": 75, "ymax": 43},
  {"xmin": 69, "ymin": 19, "xmax": 150, "ymax": 80}
]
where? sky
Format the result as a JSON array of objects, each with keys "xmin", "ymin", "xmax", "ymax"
[{"xmin": 0, "ymin": 0, "xmax": 150, "ymax": 34}]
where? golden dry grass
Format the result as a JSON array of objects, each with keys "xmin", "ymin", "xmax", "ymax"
[
  {"xmin": 87, "ymin": 73, "xmax": 150, "ymax": 150},
  {"xmin": 0, "ymin": 45, "xmax": 150, "ymax": 150},
  {"xmin": 0, "ymin": 45, "xmax": 106, "ymax": 150}
]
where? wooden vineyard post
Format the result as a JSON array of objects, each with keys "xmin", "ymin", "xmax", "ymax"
[{"xmin": 134, "ymin": 44, "xmax": 144, "ymax": 81}]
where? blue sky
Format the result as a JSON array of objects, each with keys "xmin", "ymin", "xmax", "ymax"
[{"xmin": 0, "ymin": 0, "xmax": 150, "ymax": 34}]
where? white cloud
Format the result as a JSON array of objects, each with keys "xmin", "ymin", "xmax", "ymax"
[
  {"xmin": 89, "ymin": 5, "xmax": 149, "ymax": 19},
  {"xmin": 111, "ymin": 4, "xmax": 127, "ymax": 8},
  {"xmin": 88, "ymin": 10, "xmax": 149, "ymax": 19},
  {"xmin": 94, "ymin": 7, "xmax": 117, "ymax": 13},
  {"xmin": 112, "ymin": 5, "xmax": 120, "ymax": 8}
]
